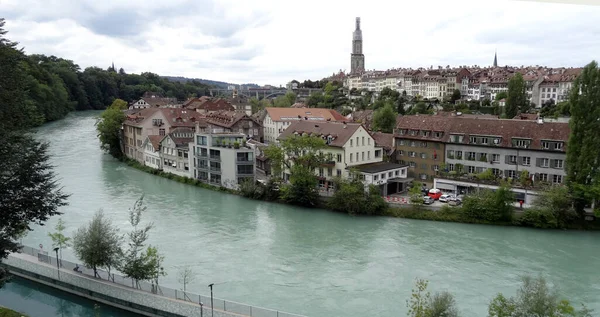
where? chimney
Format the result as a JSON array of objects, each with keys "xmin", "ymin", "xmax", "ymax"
[{"xmin": 537, "ymin": 117, "xmax": 544, "ymax": 124}]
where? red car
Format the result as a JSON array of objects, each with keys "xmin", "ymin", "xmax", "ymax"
[{"xmin": 427, "ymin": 188, "xmax": 443, "ymax": 200}]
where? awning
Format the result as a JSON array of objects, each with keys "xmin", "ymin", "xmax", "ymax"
[{"xmin": 435, "ymin": 182, "xmax": 457, "ymax": 191}]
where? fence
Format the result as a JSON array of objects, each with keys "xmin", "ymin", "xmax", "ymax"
[{"xmin": 18, "ymin": 245, "xmax": 306, "ymax": 317}]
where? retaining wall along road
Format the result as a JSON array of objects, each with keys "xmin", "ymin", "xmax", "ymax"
[{"xmin": 2, "ymin": 246, "xmax": 307, "ymax": 317}]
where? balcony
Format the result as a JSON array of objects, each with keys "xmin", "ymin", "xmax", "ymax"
[
  {"xmin": 210, "ymin": 167, "xmax": 221, "ymax": 173},
  {"xmin": 209, "ymin": 155, "xmax": 221, "ymax": 161},
  {"xmin": 197, "ymin": 153, "xmax": 208, "ymax": 158},
  {"xmin": 320, "ymin": 160, "xmax": 336, "ymax": 167},
  {"xmin": 198, "ymin": 165, "xmax": 209, "ymax": 170},
  {"xmin": 236, "ymin": 157, "xmax": 253, "ymax": 163}
]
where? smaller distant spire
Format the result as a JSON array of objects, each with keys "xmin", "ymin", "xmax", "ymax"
[{"xmin": 493, "ymin": 50, "xmax": 498, "ymax": 67}]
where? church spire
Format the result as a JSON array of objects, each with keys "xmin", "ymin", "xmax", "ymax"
[
  {"xmin": 350, "ymin": 17, "xmax": 365, "ymax": 74},
  {"xmin": 493, "ymin": 50, "xmax": 498, "ymax": 67}
]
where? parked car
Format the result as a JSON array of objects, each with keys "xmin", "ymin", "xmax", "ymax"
[
  {"xmin": 439, "ymin": 194, "xmax": 452, "ymax": 203},
  {"xmin": 428, "ymin": 188, "xmax": 443, "ymax": 200},
  {"xmin": 422, "ymin": 196, "xmax": 435, "ymax": 205},
  {"xmin": 448, "ymin": 198, "xmax": 462, "ymax": 206}
]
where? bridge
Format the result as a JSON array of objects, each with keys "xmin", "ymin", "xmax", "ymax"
[{"xmin": 208, "ymin": 88, "xmax": 289, "ymax": 100}]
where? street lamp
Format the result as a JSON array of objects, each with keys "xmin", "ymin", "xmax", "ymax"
[
  {"xmin": 208, "ymin": 283, "xmax": 214, "ymax": 317},
  {"xmin": 199, "ymin": 302, "xmax": 203, "ymax": 317},
  {"xmin": 53, "ymin": 247, "xmax": 60, "ymax": 280}
]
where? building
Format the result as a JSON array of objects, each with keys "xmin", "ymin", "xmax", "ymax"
[
  {"xmin": 129, "ymin": 92, "xmax": 179, "ymax": 109},
  {"xmin": 160, "ymin": 127, "xmax": 194, "ymax": 178},
  {"xmin": 394, "ymin": 115, "xmax": 570, "ymax": 202},
  {"xmin": 184, "ymin": 98, "xmax": 236, "ymax": 114},
  {"xmin": 205, "ymin": 110, "xmax": 263, "ymax": 142},
  {"xmin": 262, "ymin": 107, "xmax": 346, "ymax": 143},
  {"xmin": 142, "ymin": 135, "xmax": 163, "ymax": 169},
  {"xmin": 278, "ymin": 121, "xmax": 409, "ymax": 195},
  {"xmin": 246, "ymin": 139, "xmax": 271, "ymax": 177},
  {"xmin": 394, "ymin": 116, "xmax": 449, "ymax": 186},
  {"xmin": 350, "ymin": 17, "xmax": 365, "ymax": 74},
  {"xmin": 122, "ymin": 108, "xmax": 205, "ymax": 163},
  {"xmin": 192, "ymin": 129, "xmax": 255, "ymax": 190}
]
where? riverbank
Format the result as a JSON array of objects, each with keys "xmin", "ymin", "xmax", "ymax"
[
  {"xmin": 0, "ymin": 306, "xmax": 27, "ymax": 317},
  {"xmin": 122, "ymin": 157, "xmax": 600, "ymax": 230}
]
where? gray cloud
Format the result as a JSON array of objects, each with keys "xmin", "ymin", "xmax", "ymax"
[
  {"xmin": 84, "ymin": 10, "xmax": 145, "ymax": 37},
  {"xmin": 222, "ymin": 46, "xmax": 263, "ymax": 61}
]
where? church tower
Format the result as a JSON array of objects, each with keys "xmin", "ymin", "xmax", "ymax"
[
  {"xmin": 350, "ymin": 17, "xmax": 365, "ymax": 74},
  {"xmin": 493, "ymin": 51, "xmax": 498, "ymax": 67}
]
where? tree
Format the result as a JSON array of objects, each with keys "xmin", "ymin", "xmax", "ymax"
[
  {"xmin": 177, "ymin": 266, "xmax": 196, "ymax": 293},
  {"xmin": 450, "ymin": 89, "xmax": 462, "ymax": 103},
  {"xmin": 406, "ymin": 278, "xmax": 459, "ymax": 317},
  {"xmin": 48, "ymin": 218, "xmax": 71, "ymax": 266},
  {"xmin": 372, "ymin": 102, "xmax": 397, "ymax": 133},
  {"xmin": 409, "ymin": 181, "xmax": 424, "ymax": 207},
  {"xmin": 96, "ymin": 101, "xmax": 126, "ymax": 158},
  {"xmin": 428, "ymin": 292, "xmax": 460, "ymax": 317},
  {"xmin": 495, "ymin": 92, "xmax": 508, "ymax": 101},
  {"xmin": 264, "ymin": 135, "xmax": 326, "ymax": 207},
  {"xmin": 520, "ymin": 186, "xmax": 577, "ymax": 229},
  {"xmin": 566, "ymin": 61, "xmax": 600, "ymax": 215},
  {"xmin": 506, "ymin": 73, "xmax": 527, "ymax": 118},
  {"xmin": 72, "ymin": 209, "xmax": 123, "ymax": 279},
  {"xmin": 328, "ymin": 171, "xmax": 387, "ymax": 215},
  {"xmin": 461, "ymin": 183, "xmax": 514, "ymax": 222},
  {"xmin": 488, "ymin": 275, "xmax": 593, "ymax": 317},
  {"xmin": 121, "ymin": 196, "xmax": 161, "ymax": 288}
]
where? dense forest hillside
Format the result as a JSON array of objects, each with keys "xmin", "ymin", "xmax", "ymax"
[{"xmin": 162, "ymin": 76, "xmax": 261, "ymax": 89}]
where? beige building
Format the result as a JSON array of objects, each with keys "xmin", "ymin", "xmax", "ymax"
[
  {"xmin": 160, "ymin": 128, "xmax": 194, "ymax": 178},
  {"xmin": 278, "ymin": 121, "xmax": 409, "ymax": 195},
  {"xmin": 262, "ymin": 107, "xmax": 346, "ymax": 144}
]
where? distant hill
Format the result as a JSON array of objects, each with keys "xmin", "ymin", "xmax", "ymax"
[{"xmin": 162, "ymin": 76, "xmax": 262, "ymax": 89}]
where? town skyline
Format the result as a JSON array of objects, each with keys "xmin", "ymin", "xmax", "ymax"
[{"xmin": 3, "ymin": 0, "xmax": 600, "ymax": 86}]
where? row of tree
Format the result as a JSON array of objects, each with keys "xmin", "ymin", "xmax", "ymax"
[
  {"xmin": 0, "ymin": 19, "xmax": 70, "ymax": 288},
  {"xmin": 406, "ymin": 275, "xmax": 593, "ymax": 317}
]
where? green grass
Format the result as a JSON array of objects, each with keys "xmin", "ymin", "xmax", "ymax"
[{"xmin": 0, "ymin": 307, "xmax": 28, "ymax": 317}]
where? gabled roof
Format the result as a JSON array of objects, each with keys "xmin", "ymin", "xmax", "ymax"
[
  {"xmin": 144, "ymin": 135, "xmax": 164, "ymax": 151},
  {"xmin": 164, "ymin": 127, "xmax": 194, "ymax": 147},
  {"xmin": 265, "ymin": 107, "xmax": 346, "ymax": 122},
  {"xmin": 124, "ymin": 108, "xmax": 206, "ymax": 128},
  {"xmin": 278, "ymin": 121, "xmax": 365, "ymax": 148},
  {"xmin": 206, "ymin": 110, "xmax": 260, "ymax": 128},
  {"xmin": 188, "ymin": 98, "xmax": 235, "ymax": 112},
  {"xmin": 371, "ymin": 132, "xmax": 394, "ymax": 151}
]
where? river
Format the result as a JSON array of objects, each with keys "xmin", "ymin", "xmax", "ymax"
[{"xmin": 15, "ymin": 111, "xmax": 600, "ymax": 317}]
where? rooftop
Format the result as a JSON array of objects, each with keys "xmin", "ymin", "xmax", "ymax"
[
  {"xmin": 265, "ymin": 107, "xmax": 346, "ymax": 122},
  {"xmin": 278, "ymin": 121, "xmax": 364, "ymax": 147},
  {"xmin": 348, "ymin": 161, "xmax": 408, "ymax": 174}
]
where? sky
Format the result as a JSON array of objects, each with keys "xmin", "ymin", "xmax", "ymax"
[{"xmin": 2, "ymin": 0, "xmax": 600, "ymax": 86}]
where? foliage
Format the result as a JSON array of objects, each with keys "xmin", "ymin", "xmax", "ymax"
[
  {"xmin": 72, "ymin": 209, "xmax": 123, "ymax": 278},
  {"xmin": 0, "ymin": 132, "xmax": 69, "ymax": 287},
  {"xmin": 461, "ymin": 184, "xmax": 514, "ymax": 222},
  {"xmin": 328, "ymin": 172, "xmax": 387, "ymax": 215},
  {"xmin": 0, "ymin": 307, "xmax": 29, "ymax": 317},
  {"xmin": 306, "ymin": 82, "xmax": 348, "ymax": 109},
  {"xmin": 506, "ymin": 73, "xmax": 528, "ymax": 118},
  {"xmin": 477, "ymin": 169, "xmax": 496, "ymax": 181},
  {"xmin": 518, "ymin": 186, "xmax": 577, "ymax": 229},
  {"xmin": 48, "ymin": 218, "xmax": 71, "ymax": 264},
  {"xmin": 495, "ymin": 91, "xmax": 508, "ymax": 101},
  {"xmin": 281, "ymin": 164, "xmax": 320, "ymax": 207},
  {"xmin": 540, "ymin": 100, "xmax": 570, "ymax": 119},
  {"xmin": 409, "ymin": 181, "xmax": 424, "ymax": 207},
  {"xmin": 488, "ymin": 275, "xmax": 594, "ymax": 317},
  {"xmin": 96, "ymin": 101, "xmax": 126, "ymax": 158},
  {"xmin": 121, "ymin": 196, "xmax": 160, "ymax": 288},
  {"xmin": 406, "ymin": 278, "xmax": 459, "ymax": 317},
  {"xmin": 408, "ymin": 102, "xmax": 434, "ymax": 115},
  {"xmin": 372, "ymin": 102, "xmax": 397, "ymax": 133},
  {"xmin": 177, "ymin": 266, "xmax": 196, "ymax": 293},
  {"xmin": 566, "ymin": 60, "xmax": 600, "ymax": 215},
  {"xmin": 239, "ymin": 179, "xmax": 265, "ymax": 200},
  {"xmin": 451, "ymin": 89, "xmax": 462, "ymax": 103}
]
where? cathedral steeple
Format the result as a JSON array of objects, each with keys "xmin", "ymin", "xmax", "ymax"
[
  {"xmin": 493, "ymin": 51, "xmax": 498, "ymax": 67},
  {"xmin": 350, "ymin": 17, "xmax": 365, "ymax": 74}
]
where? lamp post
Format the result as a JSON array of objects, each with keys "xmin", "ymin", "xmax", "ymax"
[
  {"xmin": 208, "ymin": 283, "xmax": 214, "ymax": 317},
  {"xmin": 199, "ymin": 302, "xmax": 203, "ymax": 317},
  {"xmin": 53, "ymin": 247, "xmax": 60, "ymax": 280}
]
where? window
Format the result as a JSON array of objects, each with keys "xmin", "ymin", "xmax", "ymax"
[
  {"xmin": 541, "ymin": 158, "xmax": 549, "ymax": 167},
  {"xmin": 420, "ymin": 153, "xmax": 427, "ymax": 159},
  {"xmin": 374, "ymin": 175, "xmax": 379, "ymax": 181},
  {"xmin": 468, "ymin": 166, "xmax": 476, "ymax": 173},
  {"xmin": 420, "ymin": 174, "xmax": 427, "ymax": 180},
  {"xmin": 432, "ymin": 165, "xmax": 439, "ymax": 172},
  {"xmin": 481, "ymin": 137, "xmax": 488, "ymax": 145},
  {"xmin": 554, "ymin": 143, "xmax": 563, "ymax": 150},
  {"xmin": 467, "ymin": 152, "xmax": 476, "ymax": 160},
  {"xmin": 362, "ymin": 152, "xmax": 365, "ymax": 161},
  {"xmin": 554, "ymin": 159, "xmax": 564, "ymax": 169},
  {"xmin": 350, "ymin": 153, "xmax": 353, "ymax": 162},
  {"xmin": 395, "ymin": 170, "xmax": 399, "ymax": 176},
  {"xmin": 455, "ymin": 151, "xmax": 463, "ymax": 159},
  {"xmin": 356, "ymin": 152, "xmax": 359, "ymax": 161},
  {"xmin": 237, "ymin": 165, "xmax": 253, "ymax": 175},
  {"xmin": 469, "ymin": 136, "xmax": 477, "ymax": 144},
  {"xmin": 319, "ymin": 168, "xmax": 324, "ymax": 177},
  {"xmin": 337, "ymin": 169, "xmax": 342, "ymax": 177},
  {"xmin": 356, "ymin": 137, "xmax": 359, "ymax": 145},
  {"xmin": 409, "ymin": 151, "xmax": 416, "ymax": 157},
  {"xmin": 368, "ymin": 138, "xmax": 371, "ymax": 145},
  {"xmin": 448, "ymin": 164, "xmax": 455, "ymax": 171},
  {"xmin": 539, "ymin": 173, "xmax": 549, "ymax": 182},
  {"xmin": 409, "ymin": 162, "xmax": 417, "ymax": 168},
  {"xmin": 423, "ymin": 131, "xmax": 430, "ymax": 137},
  {"xmin": 521, "ymin": 156, "xmax": 531, "ymax": 166},
  {"xmin": 375, "ymin": 150, "xmax": 382, "ymax": 158},
  {"xmin": 541, "ymin": 141, "xmax": 549, "ymax": 149},
  {"xmin": 434, "ymin": 132, "xmax": 442, "ymax": 138},
  {"xmin": 362, "ymin": 137, "xmax": 365, "ymax": 146},
  {"xmin": 398, "ymin": 139, "xmax": 404, "ymax": 146},
  {"xmin": 514, "ymin": 139, "xmax": 529, "ymax": 148},
  {"xmin": 197, "ymin": 136, "xmax": 207, "ymax": 145},
  {"xmin": 350, "ymin": 139, "xmax": 353, "ymax": 147},
  {"xmin": 410, "ymin": 141, "xmax": 416, "ymax": 147},
  {"xmin": 506, "ymin": 170, "xmax": 516, "ymax": 179},
  {"xmin": 328, "ymin": 168, "xmax": 333, "ymax": 177},
  {"xmin": 508, "ymin": 155, "xmax": 517, "ymax": 164},
  {"xmin": 410, "ymin": 130, "xmax": 417, "ymax": 136},
  {"xmin": 553, "ymin": 175, "xmax": 563, "ymax": 184},
  {"xmin": 159, "ymin": 129, "xmax": 165, "ymax": 136},
  {"xmin": 337, "ymin": 154, "xmax": 342, "ymax": 163},
  {"xmin": 381, "ymin": 173, "xmax": 386, "ymax": 179},
  {"xmin": 492, "ymin": 154, "xmax": 500, "ymax": 162},
  {"xmin": 447, "ymin": 150, "xmax": 455, "ymax": 158}
]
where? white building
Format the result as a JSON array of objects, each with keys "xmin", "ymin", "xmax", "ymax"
[
  {"xmin": 277, "ymin": 121, "xmax": 409, "ymax": 195},
  {"xmin": 192, "ymin": 129, "xmax": 255, "ymax": 190},
  {"xmin": 160, "ymin": 128, "xmax": 194, "ymax": 178},
  {"xmin": 142, "ymin": 135, "xmax": 163, "ymax": 169}
]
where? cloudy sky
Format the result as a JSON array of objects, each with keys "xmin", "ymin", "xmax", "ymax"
[{"xmin": 2, "ymin": 0, "xmax": 599, "ymax": 86}]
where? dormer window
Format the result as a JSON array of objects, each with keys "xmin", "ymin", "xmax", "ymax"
[
  {"xmin": 469, "ymin": 136, "xmax": 477, "ymax": 144},
  {"xmin": 409, "ymin": 130, "xmax": 417, "ymax": 136},
  {"xmin": 513, "ymin": 139, "xmax": 531, "ymax": 148},
  {"xmin": 434, "ymin": 132, "xmax": 442, "ymax": 138},
  {"xmin": 554, "ymin": 142, "xmax": 563, "ymax": 151}
]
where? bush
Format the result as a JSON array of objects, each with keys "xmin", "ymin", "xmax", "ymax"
[
  {"xmin": 517, "ymin": 185, "xmax": 577, "ymax": 229},
  {"xmin": 328, "ymin": 176, "xmax": 387, "ymax": 216},
  {"xmin": 462, "ymin": 185, "xmax": 514, "ymax": 222},
  {"xmin": 0, "ymin": 307, "xmax": 29, "ymax": 317}
]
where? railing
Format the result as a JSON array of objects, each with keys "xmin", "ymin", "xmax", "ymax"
[
  {"xmin": 17, "ymin": 245, "xmax": 307, "ymax": 317},
  {"xmin": 210, "ymin": 167, "xmax": 221, "ymax": 172},
  {"xmin": 209, "ymin": 155, "xmax": 221, "ymax": 160}
]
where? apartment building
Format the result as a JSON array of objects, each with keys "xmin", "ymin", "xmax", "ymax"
[
  {"xmin": 206, "ymin": 110, "xmax": 263, "ymax": 142},
  {"xmin": 160, "ymin": 127, "xmax": 194, "ymax": 178},
  {"xmin": 184, "ymin": 98, "xmax": 236, "ymax": 114},
  {"xmin": 142, "ymin": 135, "xmax": 163, "ymax": 169},
  {"xmin": 129, "ymin": 92, "xmax": 179, "ymax": 109},
  {"xmin": 262, "ymin": 107, "xmax": 346, "ymax": 143},
  {"xmin": 192, "ymin": 130, "xmax": 255, "ymax": 190},
  {"xmin": 278, "ymin": 121, "xmax": 409, "ymax": 195},
  {"xmin": 394, "ymin": 116, "xmax": 448, "ymax": 186},
  {"xmin": 122, "ymin": 108, "xmax": 205, "ymax": 163}
]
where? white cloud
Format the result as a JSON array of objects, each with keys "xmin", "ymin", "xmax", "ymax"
[{"xmin": 3, "ymin": 0, "xmax": 600, "ymax": 86}]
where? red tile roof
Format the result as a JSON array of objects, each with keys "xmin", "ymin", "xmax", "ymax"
[
  {"xmin": 278, "ymin": 121, "xmax": 364, "ymax": 148},
  {"xmin": 265, "ymin": 107, "xmax": 346, "ymax": 122},
  {"xmin": 146, "ymin": 135, "xmax": 164, "ymax": 151}
]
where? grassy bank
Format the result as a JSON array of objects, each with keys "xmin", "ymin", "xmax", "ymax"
[
  {"xmin": 0, "ymin": 307, "xmax": 28, "ymax": 317},
  {"xmin": 121, "ymin": 157, "xmax": 600, "ymax": 230}
]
